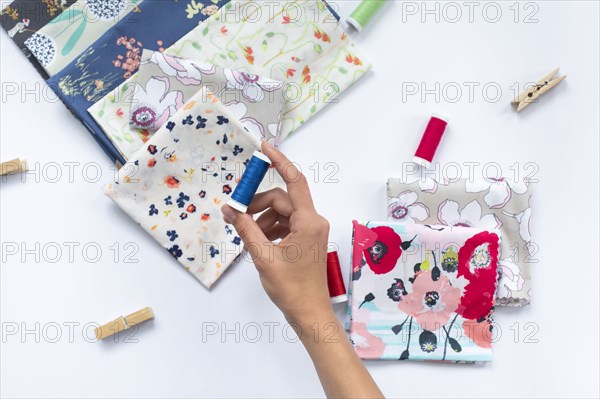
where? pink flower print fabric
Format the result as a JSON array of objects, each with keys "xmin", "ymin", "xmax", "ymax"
[
  {"xmin": 104, "ymin": 87, "xmax": 279, "ymax": 288},
  {"xmin": 129, "ymin": 49, "xmax": 285, "ymax": 142},
  {"xmin": 349, "ymin": 221, "xmax": 501, "ymax": 362},
  {"xmin": 387, "ymin": 177, "xmax": 534, "ymax": 306}
]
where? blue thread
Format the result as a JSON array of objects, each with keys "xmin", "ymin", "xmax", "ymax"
[{"xmin": 230, "ymin": 151, "xmax": 270, "ymax": 210}]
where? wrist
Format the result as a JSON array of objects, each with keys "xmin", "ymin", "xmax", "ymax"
[
  {"xmin": 285, "ymin": 307, "xmax": 342, "ymax": 344},
  {"xmin": 284, "ymin": 303, "xmax": 335, "ymax": 327}
]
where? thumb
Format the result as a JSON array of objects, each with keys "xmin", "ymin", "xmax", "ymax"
[{"xmin": 221, "ymin": 204, "xmax": 270, "ymax": 253}]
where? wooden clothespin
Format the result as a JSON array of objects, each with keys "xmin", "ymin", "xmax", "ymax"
[
  {"xmin": 512, "ymin": 68, "xmax": 566, "ymax": 112},
  {"xmin": 95, "ymin": 307, "xmax": 154, "ymax": 340},
  {"xmin": 0, "ymin": 158, "xmax": 28, "ymax": 176}
]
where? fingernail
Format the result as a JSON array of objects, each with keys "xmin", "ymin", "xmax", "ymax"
[
  {"xmin": 221, "ymin": 204, "xmax": 237, "ymax": 224},
  {"xmin": 262, "ymin": 140, "xmax": 274, "ymax": 150}
]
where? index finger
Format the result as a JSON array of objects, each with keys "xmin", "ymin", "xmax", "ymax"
[{"xmin": 261, "ymin": 141, "xmax": 315, "ymax": 212}]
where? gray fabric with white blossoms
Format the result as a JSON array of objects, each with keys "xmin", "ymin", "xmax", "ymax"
[
  {"xmin": 129, "ymin": 49, "xmax": 285, "ymax": 143},
  {"xmin": 387, "ymin": 176, "xmax": 534, "ymax": 306}
]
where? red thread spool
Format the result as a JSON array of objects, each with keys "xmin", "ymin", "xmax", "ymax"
[
  {"xmin": 413, "ymin": 114, "xmax": 449, "ymax": 167},
  {"xmin": 327, "ymin": 250, "xmax": 348, "ymax": 304}
]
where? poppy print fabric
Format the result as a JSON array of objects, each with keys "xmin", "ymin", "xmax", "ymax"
[
  {"xmin": 104, "ymin": 87, "xmax": 279, "ymax": 288},
  {"xmin": 46, "ymin": 0, "xmax": 230, "ymax": 166},
  {"xmin": 1, "ymin": 0, "xmax": 77, "ymax": 78},
  {"xmin": 87, "ymin": 49, "xmax": 285, "ymax": 161},
  {"xmin": 387, "ymin": 177, "xmax": 534, "ymax": 306},
  {"xmin": 164, "ymin": 0, "xmax": 371, "ymax": 142},
  {"xmin": 349, "ymin": 221, "xmax": 500, "ymax": 362},
  {"xmin": 26, "ymin": 0, "xmax": 143, "ymax": 76}
]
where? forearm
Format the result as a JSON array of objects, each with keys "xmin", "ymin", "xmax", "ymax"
[{"xmin": 293, "ymin": 310, "xmax": 384, "ymax": 399}]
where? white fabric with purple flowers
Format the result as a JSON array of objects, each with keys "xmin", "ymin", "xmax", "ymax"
[
  {"xmin": 387, "ymin": 177, "xmax": 534, "ymax": 306},
  {"xmin": 129, "ymin": 50, "xmax": 285, "ymax": 138},
  {"xmin": 104, "ymin": 87, "xmax": 280, "ymax": 288},
  {"xmin": 88, "ymin": 49, "xmax": 285, "ymax": 162}
]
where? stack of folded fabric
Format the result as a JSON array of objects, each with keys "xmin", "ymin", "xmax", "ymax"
[
  {"xmin": 2, "ymin": 0, "xmax": 371, "ymax": 288},
  {"xmin": 2, "ymin": 0, "xmax": 370, "ymax": 165},
  {"xmin": 346, "ymin": 172, "xmax": 534, "ymax": 362}
]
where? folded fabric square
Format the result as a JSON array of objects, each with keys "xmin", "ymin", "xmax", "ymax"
[
  {"xmin": 386, "ymin": 177, "xmax": 533, "ymax": 306},
  {"xmin": 46, "ymin": 0, "xmax": 230, "ymax": 165},
  {"xmin": 349, "ymin": 221, "xmax": 500, "ymax": 362},
  {"xmin": 1, "ymin": 0, "xmax": 77, "ymax": 78},
  {"xmin": 104, "ymin": 87, "xmax": 279, "ymax": 288},
  {"xmin": 26, "ymin": 0, "xmax": 143, "ymax": 76},
  {"xmin": 165, "ymin": 0, "xmax": 371, "ymax": 142}
]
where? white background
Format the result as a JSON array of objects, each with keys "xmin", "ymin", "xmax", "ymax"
[{"xmin": 1, "ymin": 1, "xmax": 599, "ymax": 398}]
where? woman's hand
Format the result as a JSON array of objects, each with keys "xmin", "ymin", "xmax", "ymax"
[
  {"xmin": 221, "ymin": 141, "xmax": 333, "ymax": 325},
  {"xmin": 221, "ymin": 141, "xmax": 383, "ymax": 398}
]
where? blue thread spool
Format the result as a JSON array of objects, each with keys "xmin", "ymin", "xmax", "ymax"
[{"xmin": 228, "ymin": 151, "xmax": 271, "ymax": 213}]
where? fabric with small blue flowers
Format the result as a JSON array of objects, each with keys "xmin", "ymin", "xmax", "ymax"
[{"xmin": 104, "ymin": 87, "xmax": 282, "ymax": 288}]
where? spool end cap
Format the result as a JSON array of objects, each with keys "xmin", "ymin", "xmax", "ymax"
[
  {"xmin": 330, "ymin": 294, "xmax": 348, "ymax": 304},
  {"xmin": 226, "ymin": 199, "xmax": 248, "ymax": 213},
  {"xmin": 431, "ymin": 112, "xmax": 450, "ymax": 124},
  {"xmin": 412, "ymin": 156, "xmax": 431, "ymax": 168},
  {"xmin": 346, "ymin": 17, "xmax": 363, "ymax": 32}
]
